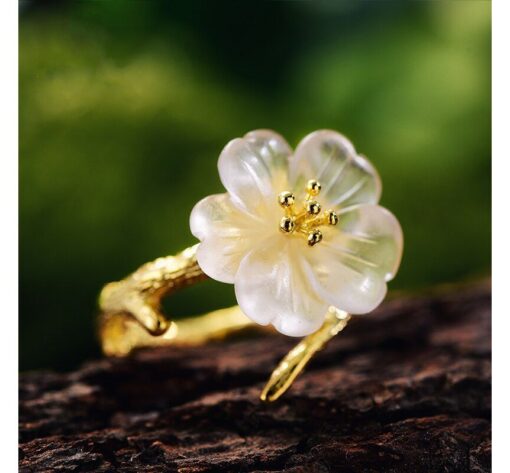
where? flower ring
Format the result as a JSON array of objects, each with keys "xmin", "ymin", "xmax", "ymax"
[
  {"xmin": 190, "ymin": 130, "xmax": 403, "ymax": 337},
  {"xmin": 98, "ymin": 129, "xmax": 404, "ymax": 401}
]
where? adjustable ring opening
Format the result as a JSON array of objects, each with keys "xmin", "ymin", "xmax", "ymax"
[{"xmin": 98, "ymin": 245, "xmax": 254, "ymax": 357}]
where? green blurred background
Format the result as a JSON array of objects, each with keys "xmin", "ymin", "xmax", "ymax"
[{"xmin": 20, "ymin": 0, "xmax": 491, "ymax": 371}]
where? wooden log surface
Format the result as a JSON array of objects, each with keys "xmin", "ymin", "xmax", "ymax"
[{"xmin": 19, "ymin": 282, "xmax": 491, "ymax": 472}]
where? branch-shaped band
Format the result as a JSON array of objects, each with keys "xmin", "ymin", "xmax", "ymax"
[{"xmin": 98, "ymin": 244, "xmax": 350, "ymax": 402}]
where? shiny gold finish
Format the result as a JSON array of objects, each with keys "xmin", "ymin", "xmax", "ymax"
[
  {"xmin": 326, "ymin": 209, "xmax": 339, "ymax": 226},
  {"xmin": 306, "ymin": 179, "xmax": 322, "ymax": 196},
  {"xmin": 279, "ymin": 216, "xmax": 296, "ymax": 234},
  {"xmin": 98, "ymin": 243, "xmax": 351, "ymax": 401},
  {"xmin": 260, "ymin": 308, "xmax": 351, "ymax": 402},
  {"xmin": 277, "ymin": 179, "xmax": 340, "ymax": 247},
  {"xmin": 278, "ymin": 191, "xmax": 295, "ymax": 208},
  {"xmin": 98, "ymin": 245, "xmax": 252, "ymax": 356},
  {"xmin": 306, "ymin": 200, "xmax": 321, "ymax": 215},
  {"xmin": 307, "ymin": 229, "xmax": 323, "ymax": 247}
]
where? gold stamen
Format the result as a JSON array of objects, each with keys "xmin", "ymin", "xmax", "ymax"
[
  {"xmin": 293, "ymin": 210, "xmax": 308, "ymax": 224},
  {"xmin": 277, "ymin": 179, "xmax": 333, "ymax": 247},
  {"xmin": 326, "ymin": 210, "xmax": 339, "ymax": 226},
  {"xmin": 303, "ymin": 215, "xmax": 325, "ymax": 228},
  {"xmin": 279, "ymin": 216, "xmax": 295, "ymax": 234},
  {"xmin": 278, "ymin": 191, "xmax": 295, "ymax": 208},
  {"xmin": 307, "ymin": 229, "xmax": 323, "ymax": 246},
  {"xmin": 306, "ymin": 200, "xmax": 321, "ymax": 215},
  {"xmin": 306, "ymin": 179, "xmax": 321, "ymax": 197}
]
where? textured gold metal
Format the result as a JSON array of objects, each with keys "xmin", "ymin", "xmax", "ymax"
[
  {"xmin": 98, "ymin": 245, "xmax": 252, "ymax": 357},
  {"xmin": 260, "ymin": 308, "xmax": 351, "ymax": 402},
  {"xmin": 98, "ymin": 244, "xmax": 351, "ymax": 401}
]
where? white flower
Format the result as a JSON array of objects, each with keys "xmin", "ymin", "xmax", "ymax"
[{"xmin": 190, "ymin": 130, "xmax": 403, "ymax": 337}]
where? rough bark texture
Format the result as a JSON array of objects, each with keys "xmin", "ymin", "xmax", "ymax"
[{"xmin": 19, "ymin": 282, "xmax": 491, "ymax": 473}]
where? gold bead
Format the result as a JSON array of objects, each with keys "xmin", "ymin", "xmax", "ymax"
[
  {"xmin": 306, "ymin": 179, "xmax": 321, "ymax": 196},
  {"xmin": 327, "ymin": 210, "xmax": 339, "ymax": 225},
  {"xmin": 306, "ymin": 200, "xmax": 321, "ymax": 215},
  {"xmin": 279, "ymin": 216, "xmax": 295, "ymax": 233},
  {"xmin": 278, "ymin": 191, "xmax": 295, "ymax": 208},
  {"xmin": 307, "ymin": 229, "xmax": 323, "ymax": 246}
]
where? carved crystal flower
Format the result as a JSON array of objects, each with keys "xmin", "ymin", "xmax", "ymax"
[{"xmin": 190, "ymin": 130, "xmax": 403, "ymax": 337}]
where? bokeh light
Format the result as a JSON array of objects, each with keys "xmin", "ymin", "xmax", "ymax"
[{"xmin": 20, "ymin": 1, "xmax": 491, "ymax": 370}]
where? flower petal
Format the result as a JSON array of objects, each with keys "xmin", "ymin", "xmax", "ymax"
[
  {"xmin": 190, "ymin": 193, "xmax": 267, "ymax": 283},
  {"xmin": 235, "ymin": 238, "xmax": 329, "ymax": 337},
  {"xmin": 290, "ymin": 130, "xmax": 381, "ymax": 208},
  {"xmin": 218, "ymin": 130, "xmax": 292, "ymax": 218},
  {"xmin": 303, "ymin": 204, "xmax": 403, "ymax": 314}
]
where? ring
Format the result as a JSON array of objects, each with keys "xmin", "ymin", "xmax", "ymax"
[{"xmin": 98, "ymin": 129, "xmax": 404, "ymax": 402}]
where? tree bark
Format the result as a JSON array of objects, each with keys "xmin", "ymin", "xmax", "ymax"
[{"xmin": 19, "ymin": 281, "xmax": 491, "ymax": 473}]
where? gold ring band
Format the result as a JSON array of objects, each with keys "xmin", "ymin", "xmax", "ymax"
[{"xmin": 98, "ymin": 244, "xmax": 351, "ymax": 402}]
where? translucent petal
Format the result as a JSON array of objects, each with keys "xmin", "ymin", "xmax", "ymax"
[
  {"xmin": 190, "ymin": 193, "xmax": 268, "ymax": 284},
  {"xmin": 336, "ymin": 204, "xmax": 403, "ymax": 281},
  {"xmin": 218, "ymin": 130, "xmax": 292, "ymax": 218},
  {"xmin": 289, "ymin": 130, "xmax": 381, "ymax": 208},
  {"xmin": 303, "ymin": 204, "xmax": 403, "ymax": 314},
  {"xmin": 235, "ymin": 238, "xmax": 329, "ymax": 337}
]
